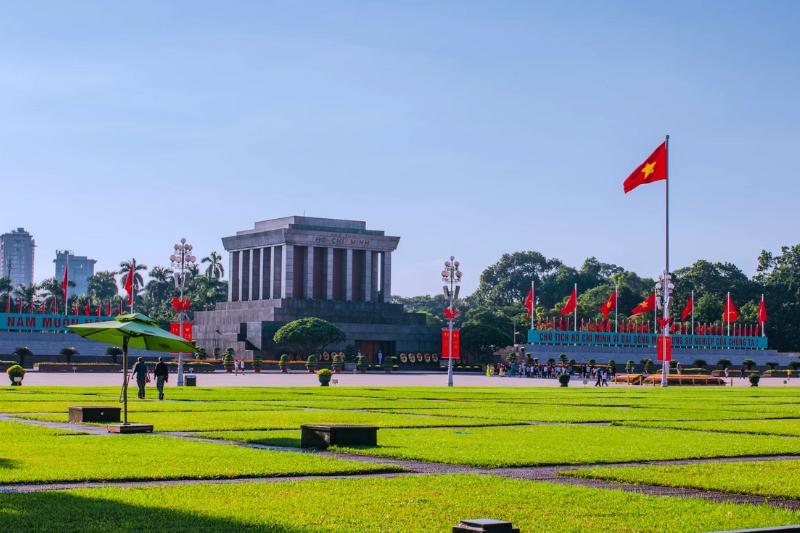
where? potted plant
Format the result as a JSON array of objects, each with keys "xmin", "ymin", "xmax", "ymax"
[
  {"xmin": 607, "ymin": 360, "xmax": 616, "ymax": 376},
  {"xmin": 252, "ymin": 353, "xmax": 262, "ymax": 373},
  {"xmin": 279, "ymin": 354, "xmax": 289, "ymax": 373},
  {"xmin": 625, "ymin": 360, "xmax": 634, "ymax": 374},
  {"xmin": 749, "ymin": 373, "xmax": 760, "ymax": 387},
  {"xmin": 382, "ymin": 355, "xmax": 393, "ymax": 373},
  {"xmin": 332, "ymin": 354, "xmax": 344, "ymax": 373},
  {"xmin": 356, "ymin": 355, "xmax": 368, "ymax": 373},
  {"xmin": 317, "ymin": 368, "xmax": 333, "ymax": 386},
  {"xmin": 558, "ymin": 373, "xmax": 570, "ymax": 387},
  {"xmin": 223, "ymin": 348, "xmax": 235, "ymax": 373},
  {"xmin": 7, "ymin": 364, "xmax": 25, "ymax": 386},
  {"xmin": 12, "ymin": 347, "xmax": 32, "ymax": 367},
  {"xmin": 306, "ymin": 354, "xmax": 318, "ymax": 373},
  {"xmin": 196, "ymin": 347, "xmax": 207, "ymax": 360}
]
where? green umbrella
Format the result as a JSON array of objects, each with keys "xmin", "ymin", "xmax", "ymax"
[{"xmin": 68, "ymin": 313, "xmax": 198, "ymax": 425}]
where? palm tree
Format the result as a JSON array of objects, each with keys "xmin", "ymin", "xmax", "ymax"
[
  {"xmin": 39, "ymin": 277, "xmax": 75, "ymax": 310},
  {"xmin": 202, "ymin": 251, "xmax": 225, "ymax": 279},
  {"xmin": 119, "ymin": 260, "xmax": 148, "ymax": 294},
  {"xmin": 87, "ymin": 271, "xmax": 119, "ymax": 301},
  {"xmin": 0, "ymin": 277, "xmax": 11, "ymax": 295},
  {"xmin": 13, "ymin": 283, "xmax": 38, "ymax": 310},
  {"xmin": 145, "ymin": 266, "xmax": 174, "ymax": 305}
]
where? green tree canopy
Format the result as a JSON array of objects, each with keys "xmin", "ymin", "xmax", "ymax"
[
  {"xmin": 460, "ymin": 324, "xmax": 513, "ymax": 359},
  {"xmin": 273, "ymin": 317, "xmax": 346, "ymax": 355}
]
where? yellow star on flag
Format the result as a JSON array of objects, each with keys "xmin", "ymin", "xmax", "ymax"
[{"xmin": 641, "ymin": 161, "xmax": 657, "ymax": 180}]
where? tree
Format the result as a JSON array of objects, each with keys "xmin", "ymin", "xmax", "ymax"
[
  {"xmin": 756, "ymin": 244, "xmax": 800, "ymax": 351},
  {"xmin": 460, "ymin": 324, "xmax": 512, "ymax": 363},
  {"xmin": 87, "ymin": 271, "xmax": 119, "ymax": 301},
  {"xmin": 39, "ymin": 277, "xmax": 75, "ymax": 310},
  {"xmin": 717, "ymin": 359, "xmax": 732, "ymax": 368},
  {"xmin": 119, "ymin": 260, "xmax": 148, "ymax": 294},
  {"xmin": 0, "ymin": 277, "xmax": 11, "ymax": 295},
  {"xmin": 13, "ymin": 283, "xmax": 37, "ymax": 306},
  {"xmin": 145, "ymin": 266, "xmax": 175, "ymax": 305},
  {"xmin": 202, "ymin": 251, "xmax": 225, "ymax": 279},
  {"xmin": 692, "ymin": 359, "xmax": 707, "ymax": 369},
  {"xmin": 273, "ymin": 318, "xmax": 345, "ymax": 355},
  {"xmin": 60, "ymin": 347, "xmax": 79, "ymax": 364}
]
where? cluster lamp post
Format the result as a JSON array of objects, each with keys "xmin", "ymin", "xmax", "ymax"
[
  {"xmin": 171, "ymin": 238, "xmax": 196, "ymax": 387},
  {"xmin": 441, "ymin": 256, "xmax": 462, "ymax": 388}
]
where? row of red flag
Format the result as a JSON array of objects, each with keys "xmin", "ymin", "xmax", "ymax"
[
  {"xmin": 526, "ymin": 286, "xmax": 768, "ymax": 325},
  {"xmin": 2, "ymin": 297, "xmax": 126, "ymax": 317},
  {"xmin": 535, "ymin": 316, "xmax": 762, "ymax": 337}
]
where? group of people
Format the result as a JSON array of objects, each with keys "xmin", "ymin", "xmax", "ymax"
[
  {"xmin": 130, "ymin": 357, "xmax": 170, "ymax": 400},
  {"xmin": 487, "ymin": 361, "xmax": 615, "ymax": 385}
]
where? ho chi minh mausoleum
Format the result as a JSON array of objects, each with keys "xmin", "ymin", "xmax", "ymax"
[{"xmin": 193, "ymin": 216, "xmax": 439, "ymax": 360}]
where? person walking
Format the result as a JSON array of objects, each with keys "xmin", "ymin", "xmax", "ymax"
[
  {"xmin": 154, "ymin": 357, "xmax": 169, "ymax": 400},
  {"xmin": 130, "ymin": 357, "xmax": 149, "ymax": 399}
]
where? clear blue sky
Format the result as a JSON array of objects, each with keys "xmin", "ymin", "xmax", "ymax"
[{"xmin": 2, "ymin": 1, "xmax": 798, "ymax": 296}]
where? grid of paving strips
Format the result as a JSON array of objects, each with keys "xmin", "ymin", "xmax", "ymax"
[
  {"xmin": 16, "ymin": 408, "xmax": 510, "ymax": 432},
  {"xmin": 563, "ymin": 460, "xmax": 800, "ymax": 499},
  {"xmin": 0, "ymin": 420, "xmax": 401, "ymax": 484},
  {"xmin": 325, "ymin": 424, "xmax": 800, "ymax": 467},
  {"xmin": 1, "ymin": 475, "xmax": 799, "ymax": 532},
  {"xmin": 616, "ymin": 419, "xmax": 800, "ymax": 436}
]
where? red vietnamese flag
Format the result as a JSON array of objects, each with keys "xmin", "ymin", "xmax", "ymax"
[
  {"xmin": 631, "ymin": 293, "xmax": 656, "ymax": 316},
  {"xmin": 681, "ymin": 293, "xmax": 694, "ymax": 321},
  {"xmin": 623, "ymin": 141, "xmax": 668, "ymax": 194},
  {"xmin": 84, "ymin": 302, "xmax": 90, "ymax": 316},
  {"xmin": 524, "ymin": 287, "xmax": 533, "ymax": 318},
  {"xmin": 723, "ymin": 294, "xmax": 739, "ymax": 323},
  {"xmin": 4, "ymin": 296, "xmax": 9, "ymax": 313},
  {"xmin": 96, "ymin": 304, "xmax": 101, "ymax": 317},
  {"xmin": 560, "ymin": 287, "xmax": 577, "ymax": 316},
  {"xmin": 600, "ymin": 291, "xmax": 616, "ymax": 320},
  {"xmin": 107, "ymin": 301, "xmax": 111, "ymax": 316},
  {"xmin": 124, "ymin": 259, "xmax": 135, "ymax": 306},
  {"xmin": 758, "ymin": 296, "xmax": 768, "ymax": 325},
  {"xmin": 62, "ymin": 255, "xmax": 69, "ymax": 311}
]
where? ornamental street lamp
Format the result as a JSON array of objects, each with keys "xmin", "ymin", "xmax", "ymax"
[
  {"xmin": 171, "ymin": 238, "xmax": 196, "ymax": 387},
  {"xmin": 442, "ymin": 256, "xmax": 462, "ymax": 388}
]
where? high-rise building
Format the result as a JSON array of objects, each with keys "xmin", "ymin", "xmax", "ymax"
[
  {"xmin": 0, "ymin": 228, "xmax": 35, "ymax": 290},
  {"xmin": 54, "ymin": 251, "xmax": 97, "ymax": 297}
]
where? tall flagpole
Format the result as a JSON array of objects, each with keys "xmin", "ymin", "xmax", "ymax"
[
  {"xmin": 573, "ymin": 283, "xmax": 577, "ymax": 332},
  {"xmin": 63, "ymin": 251, "xmax": 69, "ymax": 316},
  {"xmin": 530, "ymin": 279, "xmax": 535, "ymax": 330},
  {"xmin": 761, "ymin": 293, "xmax": 765, "ymax": 337},
  {"xmin": 726, "ymin": 291, "xmax": 730, "ymax": 337},
  {"xmin": 661, "ymin": 134, "xmax": 671, "ymax": 388},
  {"xmin": 690, "ymin": 290, "xmax": 694, "ymax": 350},
  {"xmin": 614, "ymin": 283, "xmax": 618, "ymax": 333}
]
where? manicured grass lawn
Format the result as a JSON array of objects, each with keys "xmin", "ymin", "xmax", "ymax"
[
  {"xmin": 0, "ymin": 420, "xmax": 400, "ymax": 484},
  {"xmin": 0, "ymin": 474, "xmax": 797, "ymax": 532},
  {"xmin": 195, "ymin": 424, "xmax": 800, "ymax": 467},
  {"xmin": 564, "ymin": 460, "xmax": 800, "ymax": 499},
  {"xmin": 617, "ymin": 419, "xmax": 800, "ymax": 436},
  {"xmin": 17, "ymin": 408, "xmax": 509, "ymax": 431}
]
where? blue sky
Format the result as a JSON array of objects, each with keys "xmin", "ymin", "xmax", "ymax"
[{"xmin": 1, "ymin": 1, "xmax": 798, "ymax": 296}]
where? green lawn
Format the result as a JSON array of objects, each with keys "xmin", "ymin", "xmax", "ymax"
[
  {"xmin": 195, "ymin": 424, "xmax": 800, "ymax": 467},
  {"xmin": 0, "ymin": 475, "xmax": 797, "ymax": 532},
  {"xmin": 617, "ymin": 419, "xmax": 800, "ymax": 437},
  {"xmin": 0, "ymin": 420, "xmax": 400, "ymax": 484},
  {"xmin": 564, "ymin": 460, "xmax": 800, "ymax": 499}
]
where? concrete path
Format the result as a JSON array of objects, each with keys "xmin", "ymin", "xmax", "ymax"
[{"xmin": 21, "ymin": 371, "xmax": 798, "ymax": 387}]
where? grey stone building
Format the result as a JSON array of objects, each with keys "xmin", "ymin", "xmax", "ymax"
[
  {"xmin": 0, "ymin": 228, "xmax": 35, "ymax": 289},
  {"xmin": 54, "ymin": 251, "xmax": 97, "ymax": 297},
  {"xmin": 193, "ymin": 216, "xmax": 439, "ymax": 360}
]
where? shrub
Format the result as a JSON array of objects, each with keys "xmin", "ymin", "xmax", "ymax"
[
  {"xmin": 60, "ymin": 347, "xmax": 79, "ymax": 364},
  {"xmin": 789, "ymin": 361, "xmax": 800, "ymax": 371},
  {"xmin": 766, "ymin": 361, "xmax": 778, "ymax": 370},
  {"xmin": 692, "ymin": 359, "xmax": 706, "ymax": 369},
  {"xmin": 749, "ymin": 373, "xmax": 760, "ymax": 387},
  {"xmin": 196, "ymin": 347, "xmax": 208, "ymax": 360},
  {"xmin": 742, "ymin": 359, "xmax": 756, "ymax": 371},
  {"xmin": 252, "ymin": 353, "xmax": 262, "ymax": 371},
  {"xmin": 222, "ymin": 349, "xmax": 235, "ymax": 372},
  {"xmin": 105, "ymin": 346, "xmax": 123, "ymax": 363},
  {"xmin": 332, "ymin": 354, "xmax": 344, "ymax": 369},
  {"xmin": 642, "ymin": 358, "xmax": 653, "ymax": 374},
  {"xmin": 607, "ymin": 360, "xmax": 616, "ymax": 373},
  {"xmin": 587, "ymin": 359, "xmax": 596, "ymax": 367},
  {"xmin": 317, "ymin": 368, "xmax": 333, "ymax": 379},
  {"xmin": 558, "ymin": 373, "xmax": 570, "ymax": 387},
  {"xmin": 558, "ymin": 354, "xmax": 568, "ymax": 364},
  {"xmin": 278, "ymin": 354, "xmax": 289, "ymax": 367},
  {"xmin": 717, "ymin": 359, "xmax": 732, "ymax": 369},
  {"xmin": 356, "ymin": 355, "xmax": 368, "ymax": 371},
  {"xmin": 625, "ymin": 360, "xmax": 634, "ymax": 373},
  {"xmin": 547, "ymin": 358, "xmax": 556, "ymax": 365},
  {"xmin": 382, "ymin": 355, "xmax": 393, "ymax": 370},
  {"xmin": 306, "ymin": 354, "xmax": 318, "ymax": 372},
  {"xmin": 12, "ymin": 346, "xmax": 32, "ymax": 366}
]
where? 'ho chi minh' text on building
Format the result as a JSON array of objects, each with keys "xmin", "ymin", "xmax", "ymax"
[{"xmin": 193, "ymin": 216, "xmax": 439, "ymax": 361}]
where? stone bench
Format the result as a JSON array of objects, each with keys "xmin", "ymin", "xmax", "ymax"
[
  {"xmin": 453, "ymin": 519, "xmax": 520, "ymax": 533},
  {"xmin": 300, "ymin": 424, "xmax": 378, "ymax": 449},
  {"xmin": 69, "ymin": 406, "xmax": 121, "ymax": 423}
]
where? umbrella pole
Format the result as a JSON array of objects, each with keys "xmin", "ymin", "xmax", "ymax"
[{"xmin": 122, "ymin": 337, "xmax": 129, "ymax": 425}]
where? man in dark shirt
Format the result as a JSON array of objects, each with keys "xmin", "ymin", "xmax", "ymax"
[
  {"xmin": 130, "ymin": 357, "xmax": 149, "ymax": 399},
  {"xmin": 154, "ymin": 357, "xmax": 169, "ymax": 400}
]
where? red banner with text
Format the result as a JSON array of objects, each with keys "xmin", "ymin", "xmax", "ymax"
[{"xmin": 441, "ymin": 329, "xmax": 460, "ymax": 359}]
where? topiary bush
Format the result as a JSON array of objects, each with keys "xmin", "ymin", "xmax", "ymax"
[
  {"xmin": 749, "ymin": 373, "xmax": 760, "ymax": 387},
  {"xmin": 332, "ymin": 353, "xmax": 344, "ymax": 372},
  {"xmin": 12, "ymin": 347, "xmax": 32, "ymax": 367},
  {"xmin": 317, "ymin": 368, "xmax": 333, "ymax": 386},
  {"xmin": 252, "ymin": 352, "xmax": 262, "ymax": 373},
  {"xmin": 625, "ymin": 360, "xmax": 634, "ymax": 374},
  {"xmin": 7, "ymin": 364, "xmax": 25, "ymax": 385},
  {"xmin": 692, "ymin": 359, "xmax": 707, "ymax": 369},
  {"xmin": 742, "ymin": 359, "xmax": 756, "ymax": 371},
  {"xmin": 279, "ymin": 354, "xmax": 289, "ymax": 373},
  {"xmin": 717, "ymin": 359, "xmax": 732, "ymax": 369},
  {"xmin": 60, "ymin": 347, "xmax": 79, "ymax": 364},
  {"xmin": 356, "ymin": 355, "xmax": 368, "ymax": 373},
  {"xmin": 558, "ymin": 373, "xmax": 570, "ymax": 387},
  {"xmin": 306, "ymin": 354, "xmax": 318, "ymax": 373},
  {"xmin": 105, "ymin": 346, "xmax": 123, "ymax": 364},
  {"xmin": 766, "ymin": 361, "xmax": 778, "ymax": 370},
  {"xmin": 382, "ymin": 355, "xmax": 393, "ymax": 372},
  {"xmin": 223, "ymin": 348, "xmax": 235, "ymax": 373}
]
